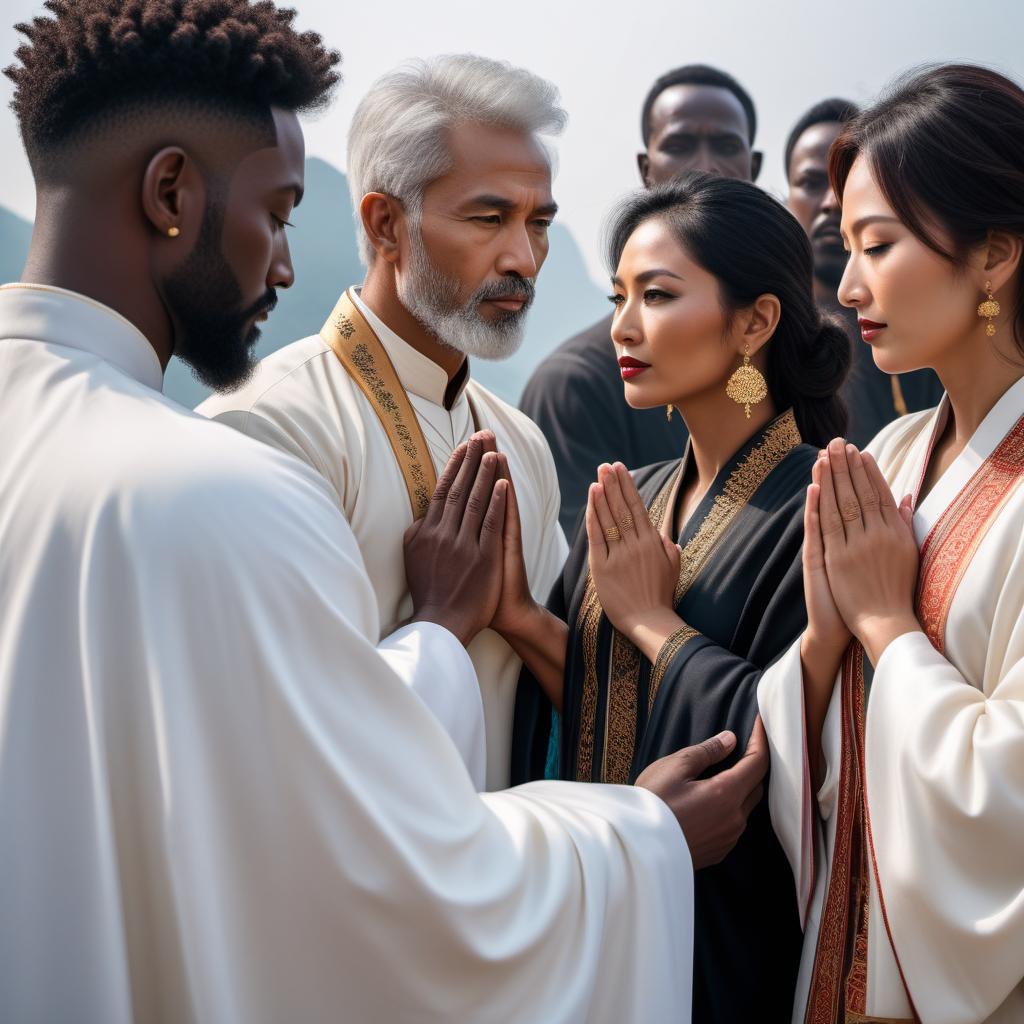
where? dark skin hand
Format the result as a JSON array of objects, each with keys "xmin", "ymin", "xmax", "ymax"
[
  {"xmin": 637, "ymin": 717, "xmax": 769, "ymax": 870},
  {"xmin": 488, "ymin": 452, "xmax": 569, "ymax": 709},
  {"xmin": 404, "ymin": 431, "xmax": 507, "ymax": 647},
  {"xmin": 425, "ymin": 441, "xmax": 767, "ymax": 866}
]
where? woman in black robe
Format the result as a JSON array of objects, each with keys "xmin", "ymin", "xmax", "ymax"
[{"xmin": 495, "ymin": 174, "xmax": 852, "ymax": 1023}]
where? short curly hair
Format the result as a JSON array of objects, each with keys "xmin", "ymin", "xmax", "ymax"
[{"xmin": 6, "ymin": 0, "xmax": 341, "ymax": 159}]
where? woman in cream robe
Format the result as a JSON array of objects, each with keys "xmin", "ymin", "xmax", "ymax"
[{"xmin": 758, "ymin": 64, "xmax": 1024, "ymax": 1024}]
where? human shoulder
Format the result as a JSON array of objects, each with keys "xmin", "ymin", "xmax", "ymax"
[
  {"xmin": 628, "ymin": 458, "xmax": 680, "ymax": 502},
  {"xmin": 118, "ymin": 399, "xmax": 346, "ymax": 555},
  {"xmin": 197, "ymin": 334, "xmax": 341, "ymax": 420},
  {"xmin": 863, "ymin": 407, "xmax": 936, "ymax": 466}
]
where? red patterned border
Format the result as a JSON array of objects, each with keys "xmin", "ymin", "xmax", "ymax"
[{"xmin": 916, "ymin": 413, "xmax": 1024, "ymax": 653}]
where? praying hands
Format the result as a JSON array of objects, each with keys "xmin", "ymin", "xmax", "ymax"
[
  {"xmin": 586, "ymin": 462, "xmax": 682, "ymax": 664},
  {"xmin": 799, "ymin": 437, "xmax": 921, "ymax": 788}
]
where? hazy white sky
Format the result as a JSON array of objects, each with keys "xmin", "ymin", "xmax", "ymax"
[{"xmin": 2, "ymin": 0, "xmax": 1022, "ymax": 282}]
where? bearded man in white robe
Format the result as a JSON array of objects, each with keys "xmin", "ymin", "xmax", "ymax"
[
  {"xmin": 199, "ymin": 56, "xmax": 571, "ymax": 791},
  {"xmin": 0, "ymin": 3, "xmax": 769, "ymax": 1021}
]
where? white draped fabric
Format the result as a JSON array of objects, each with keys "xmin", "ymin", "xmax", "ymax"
[
  {"xmin": 199, "ymin": 289, "xmax": 568, "ymax": 791},
  {"xmin": 759, "ymin": 377, "xmax": 1024, "ymax": 1024},
  {"xmin": 0, "ymin": 283, "xmax": 693, "ymax": 1023}
]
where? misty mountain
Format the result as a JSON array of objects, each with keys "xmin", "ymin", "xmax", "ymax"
[{"xmin": 1, "ymin": 157, "xmax": 607, "ymax": 409}]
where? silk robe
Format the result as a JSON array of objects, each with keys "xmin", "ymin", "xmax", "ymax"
[
  {"xmin": 759, "ymin": 378, "xmax": 1024, "ymax": 1024},
  {"xmin": 200, "ymin": 289, "xmax": 567, "ymax": 790},
  {"xmin": 514, "ymin": 410, "xmax": 812, "ymax": 1023},
  {"xmin": 0, "ymin": 282, "xmax": 696, "ymax": 1023}
]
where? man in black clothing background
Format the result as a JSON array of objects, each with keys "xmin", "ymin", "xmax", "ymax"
[
  {"xmin": 520, "ymin": 65, "xmax": 762, "ymax": 537},
  {"xmin": 785, "ymin": 98, "xmax": 944, "ymax": 447}
]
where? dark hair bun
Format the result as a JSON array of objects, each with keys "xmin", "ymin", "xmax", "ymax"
[{"xmin": 780, "ymin": 315, "xmax": 851, "ymax": 446}]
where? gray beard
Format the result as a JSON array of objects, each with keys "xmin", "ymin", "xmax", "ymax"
[{"xmin": 397, "ymin": 228, "xmax": 534, "ymax": 361}]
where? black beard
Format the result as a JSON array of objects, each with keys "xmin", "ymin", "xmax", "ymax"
[
  {"xmin": 164, "ymin": 199, "xmax": 275, "ymax": 392},
  {"xmin": 814, "ymin": 258, "xmax": 847, "ymax": 292}
]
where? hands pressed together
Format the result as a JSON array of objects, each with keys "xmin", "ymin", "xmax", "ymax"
[
  {"xmin": 802, "ymin": 438, "xmax": 920, "ymax": 672},
  {"xmin": 403, "ymin": 432, "xmax": 768, "ymax": 868}
]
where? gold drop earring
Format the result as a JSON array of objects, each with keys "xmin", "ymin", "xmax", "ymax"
[
  {"xmin": 726, "ymin": 343, "xmax": 768, "ymax": 418},
  {"xmin": 666, "ymin": 404, "xmax": 674, "ymax": 422},
  {"xmin": 977, "ymin": 280, "xmax": 1000, "ymax": 337}
]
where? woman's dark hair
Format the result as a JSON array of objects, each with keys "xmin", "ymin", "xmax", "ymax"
[
  {"xmin": 829, "ymin": 63, "xmax": 1024, "ymax": 355},
  {"xmin": 606, "ymin": 173, "xmax": 850, "ymax": 447}
]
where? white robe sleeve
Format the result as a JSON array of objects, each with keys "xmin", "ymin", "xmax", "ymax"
[
  {"xmin": 866, "ymin": 630, "xmax": 1024, "ymax": 1024},
  {"xmin": 757, "ymin": 638, "xmax": 843, "ymax": 927},
  {"xmin": 377, "ymin": 622, "xmax": 487, "ymax": 790},
  {"xmin": 5, "ymin": 449, "xmax": 693, "ymax": 1023}
]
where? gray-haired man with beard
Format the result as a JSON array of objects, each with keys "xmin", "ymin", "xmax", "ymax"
[{"xmin": 200, "ymin": 55, "xmax": 569, "ymax": 792}]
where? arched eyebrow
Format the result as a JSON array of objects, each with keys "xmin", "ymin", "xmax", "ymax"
[
  {"xmin": 847, "ymin": 214, "xmax": 900, "ymax": 233},
  {"xmin": 610, "ymin": 268, "xmax": 685, "ymax": 287}
]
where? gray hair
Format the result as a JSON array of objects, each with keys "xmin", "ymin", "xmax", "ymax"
[{"xmin": 347, "ymin": 54, "xmax": 567, "ymax": 264}]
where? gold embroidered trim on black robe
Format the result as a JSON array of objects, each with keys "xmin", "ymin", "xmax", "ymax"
[{"xmin": 574, "ymin": 410, "xmax": 802, "ymax": 783}]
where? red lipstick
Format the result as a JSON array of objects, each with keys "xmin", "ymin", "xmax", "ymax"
[
  {"xmin": 618, "ymin": 355, "xmax": 651, "ymax": 380},
  {"xmin": 858, "ymin": 318, "xmax": 887, "ymax": 342}
]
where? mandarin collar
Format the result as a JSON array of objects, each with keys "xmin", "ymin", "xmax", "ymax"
[
  {"xmin": 0, "ymin": 283, "xmax": 163, "ymax": 391},
  {"xmin": 350, "ymin": 288, "xmax": 470, "ymax": 410}
]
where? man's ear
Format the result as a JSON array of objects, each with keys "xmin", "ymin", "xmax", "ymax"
[
  {"xmin": 637, "ymin": 152, "xmax": 651, "ymax": 188},
  {"xmin": 360, "ymin": 192, "xmax": 406, "ymax": 265},
  {"xmin": 141, "ymin": 146, "xmax": 204, "ymax": 242},
  {"xmin": 750, "ymin": 150, "xmax": 763, "ymax": 183}
]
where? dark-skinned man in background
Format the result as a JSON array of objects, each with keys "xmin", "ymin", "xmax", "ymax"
[
  {"xmin": 785, "ymin": 97, "xmax": 943, "ymax": 446},
  {"xmin": 521, "ymin": 64, "xmax": 762, "ymax": 538}
]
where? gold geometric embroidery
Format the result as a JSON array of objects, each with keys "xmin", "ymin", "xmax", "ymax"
[
  {"xmin": 321, "ymin": 290, "xmax": 437, "ymax": 518},
  {"xmin": 668, "ymin": 410, "xmax": 802, "ymax": 604},
  {"xmin": 648, "ymin": 624, "xmax": 700, "ymax": 716},
  {"xmin": 575, "ymin": 580, "xmax": 603, "ymax": 782},
  {"xmin": 603, "ymin": 633, "xmax": 641, "ymax": 783},
  {"xmin": 573, "ymin": 410, "xmax": 802, "ymax": 783}
]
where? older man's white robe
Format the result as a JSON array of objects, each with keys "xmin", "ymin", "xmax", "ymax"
[
  {"xmin": 759, "ymin": 378, "xmax": 1024, "ymax": 1024},
  {"xmin": 200, "ymin": 290, "xmax": 568, "ymax": 790},
  {"xmin": 0, "ymin": 283, "xmax": 693, "ymax": 1023}
]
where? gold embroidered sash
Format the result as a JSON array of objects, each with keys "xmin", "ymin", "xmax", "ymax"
[
  {"xmin": 320, "ymin": 289, "xmax": 436, "ymax": 518},
  {"xmin": 805, "ymin": 411, "xmax": 1024, "ymax": 1024},
  {"xmin": 574, "ymin": 410, "xmax": 802, "ymax": 784}
]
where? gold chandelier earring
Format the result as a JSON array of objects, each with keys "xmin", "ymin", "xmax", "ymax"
[
  {"xmin": 726, "ymin": 343, "xmax": 768, "ymax": 418},
  {"xmin": 977, "ymin": 280, "xmax": 1000, "ymax": 337}
]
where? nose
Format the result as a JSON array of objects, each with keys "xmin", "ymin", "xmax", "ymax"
[
  {"xmin": 610, "ymin": 295, "xmax": 643, "ymax": 348},
  {"xmin": 495, "ymin": 224, "xmax": 541, "ymax": 280},
  {"xmin": 269, "ymin": 232, "xmax": 295, "ymax": 291},
  {"xmin": 821, "ymin": 187, "xmax": 840, "ymax": 216},
  {"xmin": 689, "ymin": 146, "xmax": 718, "ymax": 176},
  {"xmin": 837, "ymin": 254, "xmax": 864, "ymax": 309}
]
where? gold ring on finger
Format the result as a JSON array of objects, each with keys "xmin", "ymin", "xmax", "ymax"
[
  {"xmin": 604, "ymin": 526, "xmax": 621, "ymax": 542},
  {"xmin": 620, "ymin": 513, "xmax": 634, "ymax": 532}
]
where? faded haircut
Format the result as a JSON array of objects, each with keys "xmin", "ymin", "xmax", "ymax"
[{"xmin": 347, "ymin": 54, "xmax": 566, "ymax": 265}]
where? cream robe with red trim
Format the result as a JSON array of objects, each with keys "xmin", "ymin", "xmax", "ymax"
[{"xmin": 759, "ymin": 376, "xmax": 1024, "ymax": 1024}]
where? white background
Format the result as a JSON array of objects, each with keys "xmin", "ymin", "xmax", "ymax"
[{"xmin": 2, "ymin": 0, "xmax": 1021, "ymax": 283}]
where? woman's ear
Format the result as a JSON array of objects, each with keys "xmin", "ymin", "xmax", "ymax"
[
  {"xmin": 979, "ymin": 230, "xmax": 1023, "ymax": 296},
  {"xmin": 360, "ymin": 192, "xmax": 406, "ymax": 265},
  {"xmin": 735, "ymin": 293, "xmax": 781, "ymax": 358}
]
